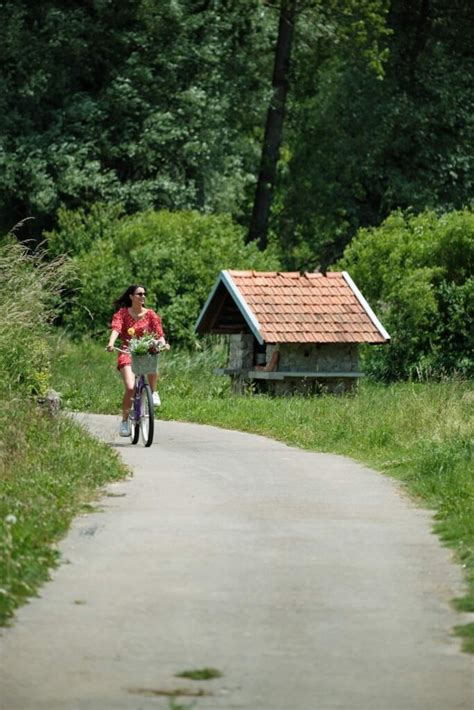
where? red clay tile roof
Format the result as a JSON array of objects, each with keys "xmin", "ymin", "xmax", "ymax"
[{"xmin": 225, "ymin": 270, "xmax": 388, "ymax": 344}]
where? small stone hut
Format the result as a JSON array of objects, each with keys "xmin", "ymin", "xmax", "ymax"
[{"xmin": 195, "ymin": 270, "xmax": 390, "ymax": 394}]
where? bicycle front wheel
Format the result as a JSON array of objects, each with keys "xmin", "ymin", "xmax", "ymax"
[
  {"xmin": 140, "ymin": 384, "xmax": 154, "ymax": 447},
  {"xmin": 129, "ymin": 411, "xmax": 140, "ymax": 445}
]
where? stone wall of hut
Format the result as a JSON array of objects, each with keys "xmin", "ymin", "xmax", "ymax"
[
  {"xmin": 227, "ymin": 334, "xmax": 360, "ymax": 395},
  {"xmin": 228, "ymin": 334, "xmax": 254, "ymax": 369},
  {"xmin": 277, "ymin": 342, "xmax": 359, "ymax": 373}
]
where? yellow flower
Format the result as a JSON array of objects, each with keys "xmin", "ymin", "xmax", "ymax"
[{"xmin": 127, "ymin": 327, "xmax": 136, "ymax": 336}]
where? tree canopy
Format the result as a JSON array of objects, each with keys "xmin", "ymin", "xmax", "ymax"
[
  {"xmin": 2, "ymin": 0, "xmax": 472, "ymax": 256},
  {"xmin": 277, "ymin": 0, "xmax": 474, "ymax": 267},
  {"xmin": 0, "ymin": 0, "xmax": 276, "ymax": 234}
]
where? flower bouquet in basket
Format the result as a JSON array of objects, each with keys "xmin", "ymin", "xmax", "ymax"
[{"xmin": 127, "ymin": 329, "xmax": 166, "ymax": 375}]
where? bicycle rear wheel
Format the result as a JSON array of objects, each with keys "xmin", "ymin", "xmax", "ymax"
[{"xmin": 140, "ymin": 383, "xmax": 154, "ymax": 447}]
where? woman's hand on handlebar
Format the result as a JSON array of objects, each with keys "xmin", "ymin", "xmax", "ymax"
[{"xmin": 155, "ymin": 337, "xmax": 170, "ymax": 352}]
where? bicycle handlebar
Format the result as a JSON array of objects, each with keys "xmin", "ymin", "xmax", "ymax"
[{"xmin": 110, "ymin": 344, "xmax": 169, "ymax": 354}]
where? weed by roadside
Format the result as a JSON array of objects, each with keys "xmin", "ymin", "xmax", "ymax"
[
  {"xmin": 168, "ymin": 700, "xmax": 196, "ymax": 710},
  {"xmin": 176, "ymin": 668, "xmax": 223, "ymax": 681}
]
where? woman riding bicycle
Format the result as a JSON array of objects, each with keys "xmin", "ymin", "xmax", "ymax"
[{"xmin": 106, "ymin": 284, "xmax": 168, "ymax": 437}]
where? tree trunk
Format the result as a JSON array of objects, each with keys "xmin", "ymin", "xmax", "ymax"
[
  {"xmin": 247, "ymin": 0, "xmax": 297, "ymax": 250},
  {"xmin": 408, "ymin": 0, "xmax": 431, "ymax": 86}
]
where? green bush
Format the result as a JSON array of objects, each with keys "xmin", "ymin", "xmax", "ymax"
[
  {"xmin": 46, "ymin": 206, "xmax": 280, "ymax": 346},
  {"xmin": 47, "ymin": 202, "xmax": 124, "ymax": 258},
  {"xmin": 337, "ymin": 208, "xmax": 474, "ymax": 380}
]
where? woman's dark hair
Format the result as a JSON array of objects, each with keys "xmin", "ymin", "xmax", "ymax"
[{"xmin": 113, "ymin": 284, "xmax": 147, "ymax": 310}]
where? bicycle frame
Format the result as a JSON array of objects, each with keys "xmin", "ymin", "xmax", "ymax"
[{"xmin": 132, "ymin": 374, "xmax": 146, "ymax": 418}]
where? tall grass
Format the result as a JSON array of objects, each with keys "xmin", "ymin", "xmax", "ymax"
[
  {"xmin": 0, "ymin": 239, "xmax": 129, "ymax": 624},
  {"xmin": 51, "ymin": 338, "xmax": 474, "ymax": 650},
  {"xmin": 0, "ymin": 237, "xmax": 69, "ymax": 396}
]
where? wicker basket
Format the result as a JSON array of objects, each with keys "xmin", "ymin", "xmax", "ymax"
[{"xmin": 131, "ymin": 353, "xmax": 159, "ymax": 375}]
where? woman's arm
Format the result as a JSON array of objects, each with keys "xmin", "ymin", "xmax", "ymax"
[
  {"xmin": 149, "ymin": 310, "xmax": 164, "ymax": 339},
  {"xmin": 106, "ymin": 329, "xmax": 120, "ymax": 352},
  {"xmin": 107, "ymin": 309, "xmax": 124, "ymax": 351}
]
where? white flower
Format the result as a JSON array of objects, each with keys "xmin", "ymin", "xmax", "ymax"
[{"xmin": 5, "ymin": 514, "xmax": 17, "ymax": 525}]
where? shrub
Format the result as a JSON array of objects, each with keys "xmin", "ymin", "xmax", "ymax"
[
  {"xmin": 337, "ymin": 208, "xmax": 474, "ymax": 380},
  {"xmin": 46, "ymin": 207, "xmax": 281, "ymax": 346},
  {"xmin": 46, "ymin": 202, "xmax": 124, "ymax": 258}
]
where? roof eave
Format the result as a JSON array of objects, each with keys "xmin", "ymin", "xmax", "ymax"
[
  {"xmin": 221, "ymin": 270, "xmax": 264, "ymax": 344},
  {"xmin": 342, "ymin": 272, "xmax": 390, "ymax": 342}
]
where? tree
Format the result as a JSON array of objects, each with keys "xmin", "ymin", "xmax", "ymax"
[
  {"xmin": 247, "ymin": 0, "xmax": 297, "ymax": 250},
  {"xmin": 247, "ymin": 0, "xmax": 390, "ymax": 251},
  {"xmin": 0, "ymin": 0, "xmax": 276, "ymax": 238},
  {"xmin": 277, "ymin": 0, "xmax": 474, "ymax": 269}
]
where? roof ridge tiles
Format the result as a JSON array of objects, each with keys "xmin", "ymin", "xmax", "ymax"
[{"xmin": 229, "ymin": 269, "xmax": 345, "ymax": 279}]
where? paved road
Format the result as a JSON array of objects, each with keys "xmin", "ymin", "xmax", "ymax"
[{"xmin": 1, "ymin": 414, "xmax": 473, "ymax": 710}]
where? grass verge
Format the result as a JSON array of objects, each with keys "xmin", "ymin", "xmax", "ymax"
[
  {"xmin": 0, "ymin": 395, "xmax": 129, "ymax": 625},
  {"xmin": 51, "ymin": 336, "xmax": 474, "ymax": 651}
]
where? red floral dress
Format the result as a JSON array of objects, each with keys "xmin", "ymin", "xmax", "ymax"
[{"xmin": 111, "ymin": 307, "xmax": 164, "ymax": 370}]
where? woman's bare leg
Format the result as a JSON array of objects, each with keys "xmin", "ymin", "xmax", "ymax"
[
  {"xmin": 120, "ymin": 365, "xmax": 135, "ymax": 421},
  {"xmin": 147, "ymin": 372, "xmax": 157, "ymax": 391}
]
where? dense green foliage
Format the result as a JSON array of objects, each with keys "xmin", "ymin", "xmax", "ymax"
[
  {"xmin": 277, "ymin": 0, "xmax": 474, "ymax": 266},
  {"xmin": 2, "ymin": 0, "xmax": 472, "ymax": 268},
  {"xmin": 50, "ymin": 337, "xmax": 474, "ymax": 651},
  {"xmin": 0, "ymin": 0, "xmax": 276, "ymax": 235},
  {"xmin": 337, "ymin": 208, "xmax": 474, "ymax": 380},
  {"xmin": 46, "ymin": 206, "xmax": 280, "ymax": 345}
]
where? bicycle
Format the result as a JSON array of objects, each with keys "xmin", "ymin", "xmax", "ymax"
[{"xmin": 114, "ymin": 346, "xmax": 165, "ymax": 447}]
